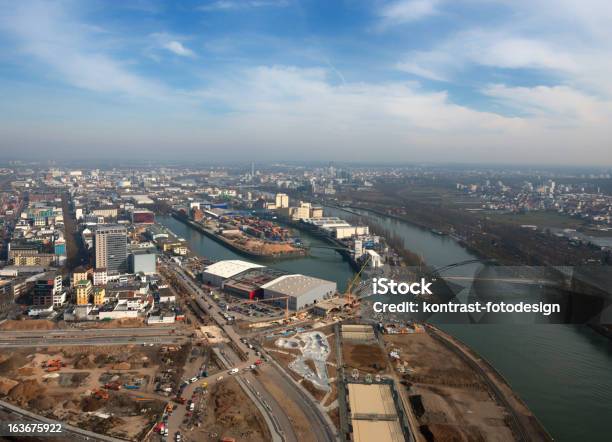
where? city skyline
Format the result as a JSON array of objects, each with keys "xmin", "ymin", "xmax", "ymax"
[{"xmin": 1, "ymin": 0, "xmax": 612, "ymax": 165}]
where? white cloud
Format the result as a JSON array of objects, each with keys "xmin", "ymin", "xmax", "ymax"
[
  {"xmin": 396, "ymin": 2, "xmax": 612, "ymax": 98},
  {"xmin": 398, "ymin": 30, "xmax": 578, "ymax": 82},
  {"xmin": 1, "ymin": 0, "xmax": 612, "ymax": 164},
  {"xmin": 150, "ymin": 33, "xmax": 196, "ymax": 58},
  {"xmin": 378, "ymin": 0, "xmax": 440, "ymax": 26},
  {"xmin": 183, "ymin": 64, "xmax": 612, "ymax": 164},
  {"xmin": 197, "ymin": 65, "xmax": 519, "ymax": 131},
  {"xmin": 162, "ymin": 40, "xmax": 195, "ymax": 57},
  {"xmin": 0, "ymin": 1, "xmax": 170, "ymax": 100},
  {"xmin": 198, "ymin": 0, "xmax": 289, "ymax": 12},
  {"xmin": 483, "ymin": 84, "xmax": 612, "ymax": 126}
]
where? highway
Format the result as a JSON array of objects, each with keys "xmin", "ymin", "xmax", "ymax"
[{"xmin": 163, "ymin": 262, "xmax": 337, "ymax": 442}]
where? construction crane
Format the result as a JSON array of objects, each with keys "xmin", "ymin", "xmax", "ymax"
[
  {"xmin": 240, "ymin": 296, "xmax": 291, "ymax": 321},
  {"xmin": 345, "ymin": 255, "xmax": 371, "ymax": 305}
]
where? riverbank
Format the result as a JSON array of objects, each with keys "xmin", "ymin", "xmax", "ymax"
[
  {"xmin": 321, "ymin": 205, "xmax": 612, "ymax": 441},
  {"xmin": 327, "ymin": 203, "xmax": 491, "ymax": 263},
  {"xmin": 425, "ymin": 324, "xmax": 552, "ymax": 441},
  {"xmin": 171, "ymin": 212, "xmax": 307, "ymax": 261}
]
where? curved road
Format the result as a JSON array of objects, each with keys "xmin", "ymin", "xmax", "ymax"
[{"xmin": 164, "ymin": 262, "xmax": 336, "ymax": 442}]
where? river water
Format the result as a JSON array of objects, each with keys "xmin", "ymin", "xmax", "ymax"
[
  {"xmin": 325, "ymin": 206, "xmax": 612, "ymax": 442},
  {"xmin": 159, "ymin": 212, "xmax": 612, "ymax": 441}
]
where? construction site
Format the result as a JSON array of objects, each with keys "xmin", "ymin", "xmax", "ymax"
[
  {"xmin": 384, "ymin": 326, "xmax": 552, "ymax": 442},
  {"xmin": 0, "ymin": 344, "xmax": 194, "ymax": 441}
]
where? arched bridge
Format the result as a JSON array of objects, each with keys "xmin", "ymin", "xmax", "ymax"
[{"xmin": 428, "ymin": 259, "xmax": 496, "ymax": 276}]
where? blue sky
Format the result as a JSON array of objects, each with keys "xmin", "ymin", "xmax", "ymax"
[{"xmin": 1, "ymin": 0, "xmax": 611, "ymax": 165}]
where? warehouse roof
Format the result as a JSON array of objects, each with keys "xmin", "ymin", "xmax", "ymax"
[
  {"xmin": 202, "ymin": 260, "xmax": 264, "ymax": 279},
  {"xmin": 261, "ymin": 274, "xmax": 336, "ymax": 297}
]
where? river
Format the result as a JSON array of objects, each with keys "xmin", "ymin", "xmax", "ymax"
[
  {"xmin": 325, "ymin": 206, "xmax": 612, "ymax": 442},
  {"xmin": 159, "ymin": 212, "xmax": 612, "ymax": 441}
]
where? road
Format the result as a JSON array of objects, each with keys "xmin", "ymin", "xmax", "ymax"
[
  {"xmin": 163, "ymin": 263, "xmax": 289, "ymax": 441},
  {"xmin": 0, "ymin": 326, "xmax": 187, "ymax": 347},
  {"xmin": 163, "ymin": 262, "xmax": 337, "ymax": 442}
]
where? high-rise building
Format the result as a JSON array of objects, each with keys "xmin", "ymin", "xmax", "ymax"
[
  {"xmin": 95, "ymin": 225, "xmax": 128, "ymax": 273},
  {"xmin": 275, "ymin": 193, "xmax": 289, "ymax": 209}
]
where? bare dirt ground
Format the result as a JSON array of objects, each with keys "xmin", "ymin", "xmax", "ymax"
[
  {"xmin": 385, "ymin": 332, "xmax": 516, "ymax": 442},
  {"xmin": 77, "ymin": 318, "xmax": 146, "ymax": 328},
  {"xmin": 0, "ymin": 346, "xmax": 174, "ymax": 441},
  {"xmin": 188, "ymin": 377, "xmax": 270, "ymax": 442},
  {"xmin": 0, "ymin": 319, "xmax": 61, "ymax": 330},
  {"xmin": 342, "ymin": 342, "xmax": 388, "ymax": 374}
]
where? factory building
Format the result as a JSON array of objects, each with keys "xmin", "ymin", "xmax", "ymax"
[
  {"xmin": 261, "ymin": 274, "xmax": 337, "ymax": 310},
  {"xmin": 200, "ymin": 259, "xmax": 264, "ymax": 287}
]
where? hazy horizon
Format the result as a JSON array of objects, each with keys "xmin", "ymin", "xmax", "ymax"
[{"xmin": 1, "ymin": 0, "xmax": 612, "ymax": 165}]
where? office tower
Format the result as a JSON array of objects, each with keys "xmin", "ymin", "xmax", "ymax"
[{"xmin": 95, "ymin": 225, "xmax": 128, "ymax": 273}]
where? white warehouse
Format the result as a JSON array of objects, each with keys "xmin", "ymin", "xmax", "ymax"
[
  {"xmin": 261, "ymin": 274, "xmax": 337, "ymax": 310},
  {"xmin": 201, "ymin": 259, "xmax": 264, "ymax": 287}
]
